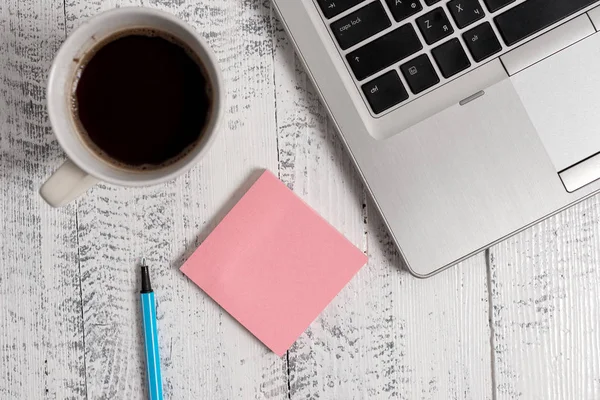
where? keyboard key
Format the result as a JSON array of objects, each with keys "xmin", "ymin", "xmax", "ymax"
[
  {"xmin": 385, "ymin": 0, "xmax": 423, "ymax": 22},
  {"xmin": 400, "ymin": 54, "xmax": 440, "ymax": 94},
  {"xmin": 362, "ymin": 71, "xmax": 409, "ymax": 114},
  {"xmin": 424, "ymin": 0, "xmax": 442, "ymax": 5},
  {"xmin": 483, "ymin": 0, "xmax": 514, "ymax": 12},
  {"xmin": 347, "ymin": 24, "xmax": 423, "ymax": 80},
  {"xmin": 448, "ymin": 0, "xmax": 485, "ymax": 28},
  {"xmin": 331, "ymin": 2, "xmax": 391, "ymax": 50},
  {"xmin": 416, "ymin": 8, "xmax": 454, "ymax": 45},
  {"xmin": 494, "ymin": 0, "xmax": 598, "ymax": 46},
  {"xmin": 431, "ymin": 38, "xmax": 471, "ymax": 78},
  {"xmin": 317, "ymin": 0, "xmax": 366, "ymax": 19},
  {"xmin": 463, "ymin": 22, "xmax": 502, "ymax": 62}
]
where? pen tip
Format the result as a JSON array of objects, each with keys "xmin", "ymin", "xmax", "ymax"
[
  {"xmin": 140, "ymin": 265, "xmax": 152, "ymax": 293},
  {"xmin": 142, "ymin": 257, "xmax": 146, "ymax": 266}
]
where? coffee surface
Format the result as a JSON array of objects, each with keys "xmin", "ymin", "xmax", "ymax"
[{"xmin": 73, "ymin": 31, "xmax": 211, "ymax": 169}]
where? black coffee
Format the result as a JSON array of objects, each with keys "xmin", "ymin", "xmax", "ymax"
[{"xmin": 72, "ymin": 29, "xmax": 211, "ymax": 170}]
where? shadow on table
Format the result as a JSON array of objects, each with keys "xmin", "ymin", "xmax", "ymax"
[{"xmin": 365, "ymin": 197, "xmax": 411, "ymax": 274}]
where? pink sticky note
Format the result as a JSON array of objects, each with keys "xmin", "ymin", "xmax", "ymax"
[{"xmin": 181, "ymin": 170, "xmax": 368, "ymax": 356}]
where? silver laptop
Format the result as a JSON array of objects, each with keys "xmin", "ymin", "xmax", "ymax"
[{"xmin": 272, "ymin": 0, "xmax": 600, "ymax": 277}]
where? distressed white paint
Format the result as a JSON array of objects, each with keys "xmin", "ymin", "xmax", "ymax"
[
  {"xmin": 0, "ymin": 0, "xmax": 85, "ymax": 398},
  {"xmin": 490, "ymin": 195, "xmax": 600, "ymax": 400},
  {"xmin": 1, "ymin": 0, "xmax": 600, "ymax": 399}
]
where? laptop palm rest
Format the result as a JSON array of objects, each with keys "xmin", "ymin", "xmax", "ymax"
[
  {"xmin": 356, "ymin": 75, "xmax": 569, "ymax": 274},
  {"xmin": 511, "ymin": 32, "xmax": 600, "ymax": 192}
]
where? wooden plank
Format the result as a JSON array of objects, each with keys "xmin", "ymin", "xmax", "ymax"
[
  {"xmin": 489, "ymin": 195, "xmax": 600, "ymax": 400},
  {"xmin": 273, "ymin": 16, "xmax": 494, "ymax": 400},
  {"xmin": 0, "ymin": 0, "xmax": 86, "ymax": 398},
  {"xmin": 65, "ymin": 0, "xmax": 287, "ymax": 398}
]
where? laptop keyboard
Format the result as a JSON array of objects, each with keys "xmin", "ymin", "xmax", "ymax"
[
  {"xmin": 317, "ymin": 0, "xmax": 600, "ymax": 115},
  {"xmin": 346, "ymin": 24, "xmax": 423, "ymax": 81}
]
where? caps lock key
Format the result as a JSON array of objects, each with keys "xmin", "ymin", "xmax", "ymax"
[{"xmin": 331, "ymin": 1, "xmax": 391, "ymax": 50}]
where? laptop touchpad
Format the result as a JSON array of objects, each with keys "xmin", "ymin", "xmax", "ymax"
[{"xmin": 511, "ymin": 32, "xmax": 600, "ymax": 192}]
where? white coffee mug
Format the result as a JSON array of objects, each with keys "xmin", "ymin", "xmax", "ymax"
[{"xmin": 41, "ymin": 7, "xmax": 224, "ymax": 207}]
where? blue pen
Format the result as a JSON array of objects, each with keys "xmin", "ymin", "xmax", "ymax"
[{"xmin": 140, "ymin": 263, "xmax": 164, "ymax": 400}]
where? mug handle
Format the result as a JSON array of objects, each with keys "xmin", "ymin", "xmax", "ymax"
[{"xmin": 40, "ymin": 160, "xmax": 99, "ymax": 207}]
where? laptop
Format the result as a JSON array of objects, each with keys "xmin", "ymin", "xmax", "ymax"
[{"xmin": 271, "ymin": 0, "xmax": 600, "ymax": 277}]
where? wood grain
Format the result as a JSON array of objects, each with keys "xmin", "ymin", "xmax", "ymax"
[
  {"xmin": 273, "ymin": 16, "xmax": 493, "ymax": 400},
  {"xmin": 490, "ymin": 194, "xmax": 600, "ymax": 400},
  {"xmin": 3, "ymin": 0, "xmax": 600, "ymax": 399},
  {"xmin": 65, "ymin": 0, "xmax": 286, "ymax": 398},
  {"xmin": 0, "ymin": 0, "xmax": 85, "ymax": 398}
]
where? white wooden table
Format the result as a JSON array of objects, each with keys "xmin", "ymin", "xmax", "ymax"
[{"xmin": 1, "ymin": 0, "xmax": 600, "ymax": 399}]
